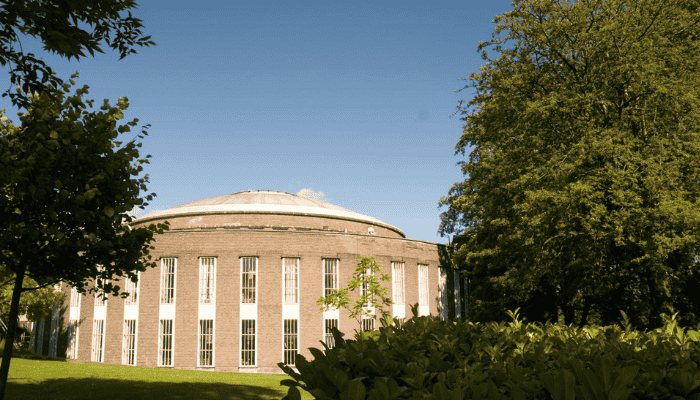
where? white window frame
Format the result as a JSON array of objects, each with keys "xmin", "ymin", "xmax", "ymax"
[
  {"xmin": 124, "ymin": 271, "xmax": 140, "ymax": 306},
  {"xmin": 392, "ymin": 262, "xmax": 405, "ymax": 305},
  {"xmin": 160, "ymin": 258, "xmax": 177, "ymax": 304},
  {"xmin": 198, "ymin": 319, "xmax": 214, "ymax": 367},
  {"xmin": 283, "ymin": 258, "xmax": 299, "ymax": 305},
  {"xmin": 67, "ymin": 320, "xmax": 79, "ymax": 359},
  {"xmin": 240, "ymin": 319, "xmax": 256, "ymax": 366},
  {"xmin": 91, "ymin": 319, "xmax": 105, "ymax": 362},
  {"xmin": 122, "ymin": 319, "xmax": 137, "ymax": 365},
  {"xmin": 418, "ymin": 264, "xmax": 429, "ymax": 307},
  {"xmin": 323, "ymin": 258, "xmax": 339, "ymax": 299},
  {"xmin": 323, "ymin": 319, "xmax": 338, "ymax": 349},
  {"xmin": 70, "ymin": 286, "xmax": 80, "ymax": 308},
  {"xmin": 199, "ymin": 257, "xmax": 216, "ymax": 304},
  {"xmin": 158, "ymin": 319, "xmax": 174, "ymax": 367},
  {"xmin": 241, "ymin": 257, "xmax": 257, "ymax": 304},
  {"xmin": 283, "ymin": 319, "xmax": 298, "ymax": 366}
]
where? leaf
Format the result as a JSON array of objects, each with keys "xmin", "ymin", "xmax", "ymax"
[
  {"xmin": 339, "ymin": 379, "xmax": 366, "ymax": 400},
  {"xmin": 104, "ymin": 207, "xmax": 114, "ymax": 217},
  {"xmin": 50, "ymin": 130, "xmax": 58, "ymax": 139},
  {"xmin": 283, "ymin": 386, "xmax": 302, "ymax": 400},
  {"xmin": 540, "ymin": 369, "xmax": 576, "ymax": 400}
]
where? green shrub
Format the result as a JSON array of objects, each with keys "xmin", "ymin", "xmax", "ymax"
[{"xmin": 279, "ymin": 305, "xmax": 700, "ymax": 399}]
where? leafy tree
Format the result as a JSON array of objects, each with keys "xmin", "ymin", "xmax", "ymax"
[
  {"xmin": 0, "ymin": 0, "xmax": 155, "ymax": 109},
  {"xmin": 0, "ymin": 72, "xmax": 167, "ymax": 399},
  {"xmin": 439, "ymin": 0, "xmax": 700, "ymax": 330},
  {"xmin": 0, "ymin": 267, "xmax": 65, "ymax": 324},
  {"xmin": 317, "ymin": 256, "xmax": 394, "ymax": 336}
]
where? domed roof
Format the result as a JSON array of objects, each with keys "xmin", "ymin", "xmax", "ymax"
[{"xmin": 135, "ymin": 190, "xmax": 403, "ymax": 235}]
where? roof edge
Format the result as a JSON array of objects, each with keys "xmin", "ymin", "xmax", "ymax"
[{"xmin": 132, "ymin": 208, "xmax": 405, "ymax": 238}]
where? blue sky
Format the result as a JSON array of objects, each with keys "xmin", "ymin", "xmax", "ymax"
[{"xmin": 0, "ymin": 0, "xmax": 515, "ymax": 244}]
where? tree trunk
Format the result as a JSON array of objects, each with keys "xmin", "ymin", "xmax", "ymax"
[{"xmin": 0, "ymin": 266, "xmax": 26, "ymax": 400}]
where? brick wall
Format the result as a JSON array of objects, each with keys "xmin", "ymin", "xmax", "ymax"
[{"xmin": 65, "ymin": 213, "xmax": 445, "ymax": 372}]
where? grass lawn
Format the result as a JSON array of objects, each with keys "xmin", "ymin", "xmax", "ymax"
[{"xmin": 6, "ymin": 358, "xmax": 313, "ymax": 400}]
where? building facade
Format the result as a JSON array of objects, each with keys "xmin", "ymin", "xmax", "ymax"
[{"xmin": 30, "ymin": 190, "xmax": 466, "ymax": 373}]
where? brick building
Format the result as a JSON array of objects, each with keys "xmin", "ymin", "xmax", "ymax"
[{"xmin": 30, "ymin": 190, "xmax": 465, "ymax": 373}]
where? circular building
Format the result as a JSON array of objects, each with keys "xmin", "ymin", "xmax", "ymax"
[{"xmin": 41, "ymin": 190, "xmax": 461, "ymax": 373}]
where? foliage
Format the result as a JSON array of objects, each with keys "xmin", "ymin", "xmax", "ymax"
[
  {"xmin": 0, "ymin": 72, "xmax": 167, "ymax": 294},
  {"xmin": 0, "ymin": 72, "xmax": 167, "ymax": 399},
  {"xmin": 317, "ymin": 256, "xmax": 394, "ymax": 327},
  {"xmin": 0, "ymin": 273, "xmax": 64, "ymax": 323},
  {"xmin": 280, "ymin": 306, "xmax": 700, "ymax": 400},
  {"xmin": 438, "ymin": 0, "xmax": 700, "ymax": 330},
  {"xmin": 0, "ymin": 0, "xmax": 155, "ymax": 108}
]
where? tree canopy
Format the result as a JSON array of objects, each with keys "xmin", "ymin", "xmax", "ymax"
[
  {"xmin": 0, "ymin": 73, "xmax": 167, "ymax": 398},
  {"xmin": 0, "ymin": 0, "xmax": 154, "ymax": 108},
  {"xmin": 439, "ymin": 0, "xmax": 700, "ymax": 330}
]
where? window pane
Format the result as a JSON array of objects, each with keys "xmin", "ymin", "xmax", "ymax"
[
  {"xmin": 241, "ymin": 257, "xmax": 257, "ymax": 304},
  {"xmin": 159, "ymin": 319, "xmax": 173, "ymax": 366},
  {"xmin": 283, "ymin": 319, "xmax": 298, "ymax": 365},
  {"xmin": 324, "ymin": 319, "xmax": 338, "ymax": 349},
  {"xmin": 362, "ymin": 318, "xmax": 375, "ymax": 332},
  {"xmin": 199, "ymin": 320, "xmax": 214, "ymax": 366},
  {"xmin": 122, "ymin": 320, "xmax": 137, "ymax": 365},
  {"xmin": 419, "ymin": 264, "xmax": 429, "ymax": 307},
  {"xmin": 393, "ymin": 262, "xmax": 405, "ymax": 305},
  {"xmin": 323, "ymin": 259, "xmax": 338, "ymax": 298},
  {"xmin": 200, "ymin": 258, "xmax": 216, "ymax": 304},
  {"xmin": 241, "ymin": 319, "xmax": 256, "ymax": 366},
  {"xmin": 67, "ymin": 320, "xmax": 79, "ymax": 359},
  {"xmin": 283, "ymin": 258, "xmax": 299, "ymax": 304},
  {"xmin": 125, "ymin": 272, "xmax": 139, "ymax": 306},
  {"xmin": 161, "ymin": 259, "xmax": 176, "ymax": 304},
  {"xmin": 91, "ymin": 320, "xmax": 104, "ymax": 362},
  {"xmin": 70, "ymin": 287, "xmax": 80, "ymax": 307}
]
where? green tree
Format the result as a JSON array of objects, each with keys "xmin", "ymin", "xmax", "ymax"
[
  {"xmin": 0, "ymin": 0, "xmax": 155, "ymax": 109},
  {"xmin": 0, "ymin": 267, "xmax": 65, "ymax": 324},
  {"xmin": 439, "ymin": 0, "xmax": 700, "ymax": 330},
  {"xmin": 317, "ymin": 256, "xmax": 394, "ymax": 336},
  {"xmin": 0, "ymin": 72, "xmax": 167, "ymax": 399}
]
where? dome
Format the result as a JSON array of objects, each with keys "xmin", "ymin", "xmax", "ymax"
[{"xmin": 135, "ymin": 190, "xmax": 404, "ymax": 237}]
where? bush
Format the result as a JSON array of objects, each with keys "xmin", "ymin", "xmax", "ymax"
[{"xmin": 279, "ymin": 305, "xmax": 700, "ymax": 400}]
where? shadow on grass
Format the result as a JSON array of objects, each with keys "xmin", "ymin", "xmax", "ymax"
[{"xmin": 6, "ymin": 377, "xmax": 287, "ymax": 400}]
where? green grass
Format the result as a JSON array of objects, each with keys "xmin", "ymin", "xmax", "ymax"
[{"xmin": 6, "ymin": 358, "xmax": 312, "ymax": 400}]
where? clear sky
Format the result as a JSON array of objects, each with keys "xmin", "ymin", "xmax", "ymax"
[{"xmin": 0, "ymin": 0, "xmax": 515, "ymax": 244}]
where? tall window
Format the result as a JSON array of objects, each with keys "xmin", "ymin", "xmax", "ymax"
[
  {"xmin": 241, "ymin": 320, "xmax": 256, "ymax": 366},
  {"xmin": 124, "ymin": 272, "xmax": 138, "ymax": 306},
  {"xmin": 418, "ymin": 264, "xmax": 429, "ymax": 307},
  {"xmin": 283, "ymin": 258, "xmax": 299, "ymax": 304},
  {"xmin": 160, "ymin": 258, "xmax": 176, "ymax": 304},
  {"xmin": 283, "ymin": 319, "xmax": 298, "ymax": 365},
  {"xmin": 392, "ymin": 262, "xmax": 405, "ymax": 305},
  {"xmin": 199, "ymin": 257, "xmax": 216, "ymax": 304},
  {"xmin": 199, "ymin": 320, "xmax": 214, "ymax": 367},
  {"xmin": 158, "ymin": 319, "xmax": 173, "ymax": 367},
  {"xmin": 67, "ymin": 320, "xmax": 79, "ymax": 359},
  {"xmin": 70, "ymin": 286, "xmax": 80, "ymax": 307},
  {"xmin": 91, "ymin": 320, "xmax": 104, "ymax": 362},
  {"xmin": 241, "ymin": 257, "xmax": 257, "ymax": 304},
  {"xmin": 323, "ymin": 259, "xmax": 339, "ymax": 298},
  {"xmin": 324, "ymin": 319, "xmax": 338, "ymax": 348},
  {"xmin": 122, "ymin": 319, "xmax": 137, "ymax": 365}
]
